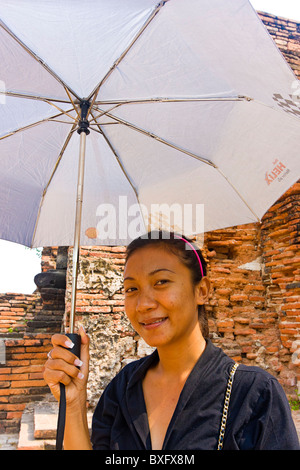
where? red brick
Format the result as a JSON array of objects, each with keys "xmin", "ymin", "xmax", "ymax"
[
  {"xmin": 11, "ymin": 380, "xmax": 46, "ymax": 389},
  {"xmin": 0, "ymin": 373, "xmax": 28, "ymax": 381},
  {"xmin": 234, "ymin": 328, "xmax": 256, "ymax": 336},
  {"xmin": 230, "ymin": 294, "xmax": 248, "ymax": 302},
  {"xmin": 6, "ymin": 411, "xmax": 23, "ymax": 419},
  {"xmin": 249, "ymin": 296, "xmax": 265, "ymax": 302}
]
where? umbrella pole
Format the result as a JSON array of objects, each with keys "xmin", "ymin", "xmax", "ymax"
[
  {"xmin": 69, "ymin": 100, "xmax": 90, "ymax": 334},
  {"xmin": 56, "ymin": 101, "xmax": 90, "ymax": 451}
]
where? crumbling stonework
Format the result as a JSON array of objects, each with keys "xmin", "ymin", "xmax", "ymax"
[
  {"xmin": 259, "ymin": 12, "xmax": 300, "ymax": 79},
  {"xmin": 0, "ymin": 250, "xmax": 64, "ymax": 433},
  {"xmin": 261, "ymin": 183, "xmax": 300, "ymax": 392},
  {"xmin": 0, "ymin": 293, "xmax": 41, "ymax": 334},
  {"xmin": 0, "ymin": 334, "xmax": 52, "ymax": 434}
]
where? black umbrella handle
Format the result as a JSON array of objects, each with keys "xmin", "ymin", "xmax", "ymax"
[
  {"xmin": 66, "ymin": 333, "xmax": 81, "ymax": 359},
  {"xmin": 56, "ymin": 333, "xmax": 81, "ymax": 450}
]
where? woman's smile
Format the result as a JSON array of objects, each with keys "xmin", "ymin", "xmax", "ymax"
[{"xmin": 139, "ymin": 316, "xmax": 169, "ymax": 330}]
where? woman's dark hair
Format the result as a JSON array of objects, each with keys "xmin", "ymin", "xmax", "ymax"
[{"xmin": 125, "ymin": 231, "xmax": 209, "ymax": 338}]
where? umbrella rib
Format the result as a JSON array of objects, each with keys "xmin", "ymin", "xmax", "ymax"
[
  {"xmin": 90, "ymin": 102, "xmax": 126, "ymax": 122},
  {"xmin": 86, "ymin": 85, "xmax": 102, "ymax": 121},
  {"xmin": 0, "ymin": 109, "xmax": 74, "ymax": 141},
  {"xmin": 0, "ymin": 20, "xmax": 81, "ymax": 102},
  {"xmin": 2, "ymin": 88, "xmax": 77, "ymax": 122},
  {"xmin": 48, "ymin": 119, "xmax": 77, "ymax": 125},
  {"xmin": 87, "ymin": 0, "xmax": 169, "ymax": 100},
  {"xmin": 91, "ymin": 95, "xmax": 248, "ymax": 122},
  {"xmin": 94, "ymin": 96, "xmax": 250, "ymax": 106},
  {"xmin": 63, "ymin": 86, "xmax": 81, "ymax": 120},
  {"xmin": 0, "ymin": 90, "xmax": 71, "ymax": 104},
  {"xmin": 97, "ymin": 108, "xmax": 216, "ymax": 168},
  {"xmin": 30, "ymin": 123, "xmax": 77, "ymax": 248},
  {"xmin": 216, "ymin": 167, "xmax": 261, "ymax": 223},
  {"xmin": 43, "ymin": 100, "xmax": 77, "ymax": 122},
  {"xmin": 89, "ymin": 112, "xmax": 139, "ymax": 201},
  {"xmin": 90, "ymin": 122, "xmax": 119, "ymax": 126}
]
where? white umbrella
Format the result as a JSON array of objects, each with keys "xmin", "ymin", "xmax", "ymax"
[{"xmin": 1, "ymin": 0, "xmax": 300, "ymax": 332}]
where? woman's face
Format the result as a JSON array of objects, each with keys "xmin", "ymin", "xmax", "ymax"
[{"xmin": 123, "ymin": 245, "xmax": 208, "ymax": 348}]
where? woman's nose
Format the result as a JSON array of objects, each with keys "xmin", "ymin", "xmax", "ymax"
[{"xmin": 136, "ymin": 289, "xmax": 157, "ymax": 312}]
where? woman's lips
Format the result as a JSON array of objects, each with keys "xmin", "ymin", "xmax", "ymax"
[{"xmin": 140, "ymin": 317, "xmax": 168, "ymax": 330}]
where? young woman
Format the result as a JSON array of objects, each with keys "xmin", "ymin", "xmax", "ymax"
[{"xmin": 44, "ymin": 231, "xmax": 299, "ymax": 450}]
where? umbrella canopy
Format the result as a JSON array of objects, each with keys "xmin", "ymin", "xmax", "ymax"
[{"xmin": 1, "ymin": 0, "xmax": 300, "ymax": 248}]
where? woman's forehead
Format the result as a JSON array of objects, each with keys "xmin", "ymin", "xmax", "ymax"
[{"xmin": 124, "ymin": 245, "xmax": 182, "ymax": 277}]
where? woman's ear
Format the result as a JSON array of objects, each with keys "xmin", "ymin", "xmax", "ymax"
[{"xmin": 195, "ymin": 277, "xmax": 211, "ymax": 305}]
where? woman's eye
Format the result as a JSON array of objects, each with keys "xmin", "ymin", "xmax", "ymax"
[
  {"xmin": 155, "ymin": 279, "xmax": 170, "ymax": 286},
  {"xmin": 125, "ymin": 287, "xmax": 137, "ymax": 293}
]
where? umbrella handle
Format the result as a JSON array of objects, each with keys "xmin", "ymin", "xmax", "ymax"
[
  {"xmin": 65, "ymin": 333, "xmax": 81, "ymax": 359},
  {"xmin": 56, "ymin": 333, "xmax": 81, "ymax": 450}
]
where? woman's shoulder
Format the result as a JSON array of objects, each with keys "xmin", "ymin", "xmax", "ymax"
[
  {"xmin": 208, "ymin": 341, "xmax": 277, "ymax": 388},
  {"xmin": 209, "ymin": 340, "xmax": 279, "ymax": 389},
  {"xmin": 233, "ymin": 362, "xmax": 287, "ymax": 403},
  {"xmin": 235, "ymin": 363, "xmax": 278, "ymax": 383},
  {"xmin": 209, "ymin": 339, "xmax": 286, "ymax": 402}
]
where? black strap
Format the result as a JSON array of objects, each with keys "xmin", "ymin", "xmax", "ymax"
[
  {"xmin": 56, "ymin": 382, "xmax": 66, "ymax": 450},
  {"xmin": 55, "ymin": 333, "xmax": 81, "ymax": 450}
]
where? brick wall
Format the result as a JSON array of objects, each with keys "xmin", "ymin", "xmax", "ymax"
[
  {"xmin": 261, "ymin": 183, "xmax": 300, "ymax": 390},
  {"xmin": 41, "ymin": 247, "xmax": 58, "ymax": 273},
  {"xmin": 204, "ymin": 179, "xmax": 300, "ymax": 395},
  {"xmin": 0, "ymin": 251, "xmax": 59, "ymax": 433},
  {"xmin": 0, "ymin": 293, "xmax": 42, "ymax": 334},
  {"xmin": 0, "ymin": 334, "xmax": 52, "ymax": 434},
  {"xmin": 258, "ymin": 12, "xmax": 300, "ymax": 78}
]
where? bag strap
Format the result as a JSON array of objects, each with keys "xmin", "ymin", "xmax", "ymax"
[
  {"xmin": 56, "ymin": 382, "xmax": 66, "ymax": 450},
  {"xmin": 217, "ymin": 362, "xmax": 239, "ymax": 450},
  {"xmin": 55, "ymin": 333, "xmax": 81, "ymax": 451}
]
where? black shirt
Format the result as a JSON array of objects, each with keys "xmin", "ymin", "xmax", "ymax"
[{"xmin": 91, "ymin": 340, "xmax": 299, "ymax": 450}]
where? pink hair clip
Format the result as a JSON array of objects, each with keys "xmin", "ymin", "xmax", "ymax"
[{"xmin": 175, "ymin": 235, "xmax": 204, "ymax": 278}]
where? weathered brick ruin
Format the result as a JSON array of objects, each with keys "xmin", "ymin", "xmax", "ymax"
[
  {"xmin": 0, "ymin": 12, "xmax": 300, "ymax": 437},
  {"xmin": 0, "ymin": 247, "xmax": 65, "ymax": 434}
]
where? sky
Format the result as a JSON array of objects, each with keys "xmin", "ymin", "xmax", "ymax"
[
  {"xmin": 0, "ymin": 242, "xmax": 42, "ymax": 294},
  {"xmin": 249, "ymin": 0, "xmax": 300, "ymax": 22},
  {"xmin": 0, "ymin": 0, "xmax": 299, "ymax": 294}
]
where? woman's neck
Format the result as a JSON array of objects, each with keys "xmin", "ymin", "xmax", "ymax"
[{"xmin": 155, "ymin": 329, "xmax": 206, "ymax": 380}]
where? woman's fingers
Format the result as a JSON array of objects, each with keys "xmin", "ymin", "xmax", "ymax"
[
  {"xmin": 49, "ymin": 345, "xmax": 82, "ymax": 367},
  {"xmin": 43, "ymin": 365, "xmax": 68, "ymax": 402},
  {"xmin": 51, "ymin": 333, "xmax": 76, "ymax": 351},
  {"xmin": 46, "ymin": 357, "xmax": 83, "ymax": 380},
  {"xmin": 50, "ymin": 333, "xmax": 82, "ymax": 365},
  {"xmin": 45, "ymin": 367, "xmax": 73, "ymax": 387},
  {"xmin": 44, "ymin": 328, "xmax": 90, "ymax": 404}
]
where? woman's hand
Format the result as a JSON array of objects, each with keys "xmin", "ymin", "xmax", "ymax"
[{"xmin": 43, "ymin": 325, "xmax": 90, "ymax": 409}]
